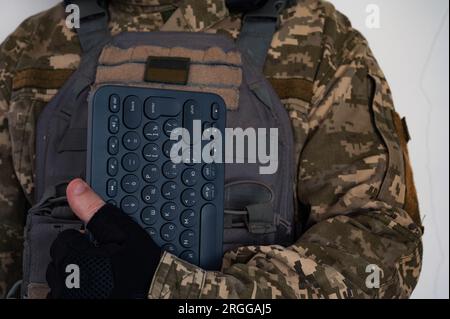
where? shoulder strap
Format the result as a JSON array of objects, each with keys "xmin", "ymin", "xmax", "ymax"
[
  {"xmin": 64, "ymin": 0, "xmax": 111, "ymax": 52},
  {"xmin": 237, "ymin": 0, "xmax": 288, "ymax": 70}
]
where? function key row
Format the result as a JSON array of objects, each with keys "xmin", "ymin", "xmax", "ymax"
[{"xmin": 109, "ymin": 95, "xmax": 221, "ymax": 130}]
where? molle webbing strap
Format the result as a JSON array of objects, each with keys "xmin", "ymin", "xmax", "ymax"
[
  {"xmin": 237, "ymin": 0, "xmax": 288, "ymax": 70},
  {"xmin": 64, "ymin": 0, "xmax": 111, "ymax": 52}
]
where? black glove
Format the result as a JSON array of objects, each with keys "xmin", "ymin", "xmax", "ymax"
[{"xmin": 46, "ymin": 204, "xmax": 162, "ymax": 299}]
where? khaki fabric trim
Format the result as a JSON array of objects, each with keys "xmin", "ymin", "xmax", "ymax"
[
  {"xmin": 27, "ymin": 283, "xmax": 50, "ymax": 299},
  {"xmin": 13, "ymin": 69, "xmax": 74, "ymax": 91},
  {"xmin": 392, "ymin": 111, "xmax": 421, "ymax": 226},
  {"xmin": 97, "ymin": 64, "xmax": 242, "ymax": 87},
  {"xmin": 99, "ymin": 45, "xmax": 242, "ymax": 66},
  {"xmin": 269, "ymin": 78, "xmax": 314, "ymax": 103},
  {"xmin": 97, "ymin": 45, "xmax": 243, "ymax": 110}
]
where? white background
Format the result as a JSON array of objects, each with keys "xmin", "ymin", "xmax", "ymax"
[{"xmin": 0, "ymin": 0, "xmax": 448, "ymax": 299}]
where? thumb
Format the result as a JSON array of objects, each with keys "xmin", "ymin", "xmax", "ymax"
[{"xmin": 66, "ymin": 178, "xmax": 105, "ymax": 223}]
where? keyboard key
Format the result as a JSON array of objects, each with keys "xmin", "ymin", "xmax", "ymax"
[
  {"xmin": 183, "ymin": 100, "xmax": 202, "ymax": 143},
  {"xmin": 107, "ymin": 179, "xmax": 118, "ymax": 197},
  {"xmin": 121, "ymin": 195, "xmax": 139, "ymax": 214},
  {"xmin": 142, "ymin": 185, "xmax": 158, "ymax": 204},
  {"xmin": 182, "ymin": 169, "xmax": 198, "ymax": 186},
  {"xmin": 145, "ymin": 97, "xmax": 181, "ymax": 120},
  {"xmin": 162, "ymin": 182, "xmax": 179, "ymax": 200},
  {"xmin": 107, "ymin": 158, "xmax": 118, "ymax": 176},
  {"xmin": 141, "ymin": 207, "xmax": 158, "ymax": 226},
  {"xmin": 181, "ymin": 189, "xmax": 197, "ymax": 207},
  {"xmin": 202, "ymin": 183, "xmax": 216, "ymax": 201},
  {"xmin": 161, "ymin": 223, "xmax": 177, "ymax": 242},
  {"xmin": 162, "ymin": 244, "xmax": 177, "ymax": 255},
  {"xmin": 109, "ymin": 116, "xmax": 120, "ymax": 134},
  {"xmin": 164, "ymin": 119, "xmax": 180, "ymax": 137},
  {"xmin": 143, "ymin": 143, "xmax": 159, "ymax": 162},
  {"xmin": 211, "ymin": 103, "xmax": 220, "ymax": 120},
  {"xmin": 181, "ymin": 210, "xmax": 196, "ymax": 228},
  {"xmin": 203, "ymin": 122, "xmax": 211, "ymax": 131},
  {"xmin": 142, "ymin": 164, "xmax": 159, "ymax": 183},
  {"xmin": 182, "ymin": 146, "xmax": 202, "ymax": 165},
  {"xmin": 108, "ymin": 137, "xmax": 119, "ymax": 155},
  {"xmin": 121, "ymin": 174, "xmax": 139, "ymax": 193},
  {"xmin": 161, "ymin": 202, "xmax": 178, "ymax": 221},
  {"xmin": 202, "ymin": 164, "xmax": 217, "ymax": 181},
  {"xmin": 163, "ymin": 140, "xmax": 178, "ymax": 158},
  {"xmin": 109, "ymin": 94, "xmax": 120, "ymax": 113},
  {"xmin": 180, "ymin": 250, "xmax": 196, "ymax": 264},
  {"xmin": 146, "ymin": 227, "xmax": 158, "ymax": 241},
  {"xmin": 163, "ymin": 140, "xmax": 177, "ymax": 158},
  {"xmin": 122, "ymin": 132, "xmax": 141, "ymax": 151},
  {"xmin": 122, "ymin": 153, "xmax": 140, "ymax": 172},
  {"xmin": 123, "ymin": 96, "xmax": 142, "ymax": 129},
  {"xmin": 180, "ymin": 230, "xmax": 195, "ymax": 248},
  {"xmin": 162, "ymin": 161, "xmax": 179, "ymax": 179},
  {"xmin": 143, "ymin": 122, "xmax": 160, "ymax": 141}
]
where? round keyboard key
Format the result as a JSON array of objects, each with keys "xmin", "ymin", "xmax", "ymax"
[
  {"xmin": 161, "ymin": 223, "xmax": 177, "ymax": 242},
  {"xmin": 162, "ymin": 161, "xmax": 179, "ymax": 179},
  {"xmin": 164, "ymin": 119, "xmax": 180, "ymax": 137},
  {"xmin": 162, "ymin": 244, "xmax": 177, "ymax": 255},
  {"xmin": 202, "ymin": 164, "xmax": 217, "ymax": 181},
  {"xmin": 163, "ymin": 140, "xmax": 177, "ymax": 158},
  {"xmin": 161, "ymin": 202, "xmax": 178, "ymax": 221},
  {"xmin": 109, "ymin": 94, "xmax": 120, "ymax": 113},
  {"xmin": 181, "ymin": 189, "xmax": 197, "ymax": 207},
  {"xmin": 182, "ymin": 168, "xmax": 198, "ymax": 186},
  {"xmin": 180, "ymin": 230, "xmax": 195, "ymax": 248},
  {"xmin": 144, "ymin": 122, "xmax": 160, "ymax": 141},
  {"xmin": 162, "ymin": 182, "xmax": 179, "ymax": 200},
  {"xmin": 122, "ymin": 153, "xmax": 140, "ymax": 172},
  {"xmin": 143, "ymin": 143, "xmax": 159, "ymax": 162},
  {"xmin": 109, "ymin": 116, "xmax": 120, "ymax": 134},
  {"xmin": 180, "ymin": 250, "xmax": 196, "ymax": 264},
  {"xmin": 180, "ymin": 210, "xmax": 196, "ymax": 228},
  {"xmin": 142, "ymin": 185, "xmax": 158, "ymax": 204},
  {"xmin": 141, "ymin": 207, "xmax": 158, "ymax": 226},
  {"xmin": 146, "ymin": 227, "xmax": 158, "ymax": 241},
  {"xmin": 142, "ymin": 164, "xmax": 159, "ymax": 183},
  {"xmin": 122, "ymin": 132, "xmax": 141, "ymax": 151},
  {"xmin": 121, "ymin": 196, "xmax": 139, "ymax": 214},
  {"xmin": 121, "ymin": 174, "xmax": 139, "ymax": 193},
  {"xmin": 202, "ymin": 183, "xmax": 216, "ymax": 201},
  {"xmin": 108, "ymin": 137, "xmax": 119, "ymax": 155}
]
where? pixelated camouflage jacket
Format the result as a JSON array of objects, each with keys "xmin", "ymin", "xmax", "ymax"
[{"xmin": 0, "ymin": 0, "xmax": 423, "ymax": 298}]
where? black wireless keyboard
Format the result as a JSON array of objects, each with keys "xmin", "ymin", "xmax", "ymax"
[{"xmin": 87, "ymin": 85, "xmax": 225, "ymax": 270}]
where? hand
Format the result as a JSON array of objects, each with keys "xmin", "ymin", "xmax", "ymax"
[{"xmin": 46, "ymin": 179, "xmax": 162, "ymax": 299}]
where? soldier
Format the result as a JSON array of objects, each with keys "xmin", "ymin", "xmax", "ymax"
[{"xmin": 0, "ymin": 0, "xmax": 423, "ymax": 298}]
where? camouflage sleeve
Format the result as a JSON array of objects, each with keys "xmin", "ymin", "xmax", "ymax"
[
  {"xmin": 0, "ymin": 19, "xmax": 35, "ymax": 297},
  {"xmin": 147, "ymin": 7, "xmax": 423, "ymax": 299}
]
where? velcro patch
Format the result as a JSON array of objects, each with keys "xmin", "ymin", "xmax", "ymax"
[{"xmin": 145, "ymin": 56, "xmax": 190, "ymax": 85}]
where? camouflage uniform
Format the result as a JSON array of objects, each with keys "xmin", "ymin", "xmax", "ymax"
[{"xmin": 0, "ymin": 0, "xmax": 423, "ymax": 298}]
